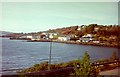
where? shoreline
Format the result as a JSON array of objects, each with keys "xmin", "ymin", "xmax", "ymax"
[
  {"xmin": 1, "ymin": 37, "xmax": 119, "ymax": 48},
  {"xmin": 27, "ymin": 39, "xmax": 120, "ymax": 48}
]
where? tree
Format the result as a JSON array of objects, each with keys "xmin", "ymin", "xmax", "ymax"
[{"xmin": 72, "ymin": 51, "xmax": 98, "ymax": 76}]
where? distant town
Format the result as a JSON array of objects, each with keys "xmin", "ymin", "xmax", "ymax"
[
  {"xmin": 1, "ymin": 24, "xmax": 120, "ymax": 76},
  {"xmin": 1, "ymin": 24, "xmax": 120, "ymax": 48}
]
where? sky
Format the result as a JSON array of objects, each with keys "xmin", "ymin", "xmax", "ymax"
[{"xmin": 1, "ymin": 2, "xmax": 118, "ymax": 33}]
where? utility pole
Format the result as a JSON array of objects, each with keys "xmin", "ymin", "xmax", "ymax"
[{"xmin": 48, "ymin": 39, "xmax": 52, "ymax": 70}]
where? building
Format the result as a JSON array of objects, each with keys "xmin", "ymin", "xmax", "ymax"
[
  {"xmin": 79, "ymin": 34, "xmax": 93, "ymax": 43},
  {"xmin": 19, "ymin": 35, "xmax": 33, "ymax": 39},
  {"xmin": 58, "ymin": 35, "xmax": 70, "ymax": 41},
  {"xmin": 49, "ymin": 33, "xmax": 58, "ymax": 39},
  {"xmin": 77, "ymin": 25, "xmax": 86, "ymax": 31},
  {"xmin": 92, "ymin": 40, "xmax": 100, "ymax": 44},
  {"xmin": 26, "ymin": 35, "xmax": 33, "ymax": 39},
  {"xmin": 41, "ymin": 32, "xmax": 58, "ymax": 39},
  {"xmin": 31, "ymin": 34, "xmax": 41, "ymax": 40}
]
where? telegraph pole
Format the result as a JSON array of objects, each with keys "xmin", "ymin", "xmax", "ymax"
[{"xmin": 48, "ymin": 39, "xmax": 52, "ymax": 70}]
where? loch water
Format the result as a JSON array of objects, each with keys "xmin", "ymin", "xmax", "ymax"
[{"xmin": 1, "ymin": 38, "xmax": 120, "ymax": 75}]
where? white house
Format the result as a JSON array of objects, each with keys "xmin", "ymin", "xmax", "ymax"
[
  {"xmin": 41, "ymin": 32, "xmax": 58, "ymax": 39},
  {"xmin": 82, "ymin": 34, "xmax": 93, "ymax": 38},
  {"xmin": 77, "ymin": 25, "xmax": 86, "ymax": 31},
  {"xmin": 26, "ymin": 35, "xmax": 33, "ymax": 39},
  {"xmin": 19, "ymin": 35, "xmax": 33, "ymax": 39},
  {"xmin": 58, "ymin": 35, "xmax": 70, "ymax": 41},
  {"xmin": 93, "ymin": 40, "xmax": 100, "ymax": 44},
  {"xmin": 80, "ymin": 34, "xmax": 93, "ymax": 43}
]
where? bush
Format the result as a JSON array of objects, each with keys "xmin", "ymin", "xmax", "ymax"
[{"xmin": 72, "ymin": 52, "xmax": 99, "ymax": 76}]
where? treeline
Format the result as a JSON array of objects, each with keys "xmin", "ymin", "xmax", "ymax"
[
  {"xmin": 3, "ymin": 24, "xmax": 120, "ymax": 38},
  {"xmin": 47, "ymin": 24, "xmax": 120, "ymax": 37}
]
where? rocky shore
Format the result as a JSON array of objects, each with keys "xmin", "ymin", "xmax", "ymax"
[
  {"xmin": 25, "ymin": 39, "xmax": 120, "ymax": 48},
  {"xmin": 53, "ymin": 40, "xmax": 120, "ymax": 48}
]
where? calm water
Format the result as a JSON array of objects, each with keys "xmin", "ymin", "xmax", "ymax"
[{"xmin": 1, "ymin": 38, "xmax": 120, "ymax": 75}]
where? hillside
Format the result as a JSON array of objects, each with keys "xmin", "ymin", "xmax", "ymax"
[
  {"xmin": 46, "ymin": 24, "xmax": 120, "ymax": 37},
  {"xmin": 0, "ymin": 31, "xmax": 13, "ymax": 36},
  {"xmin": 46, "ymin": 26, "xmax": 79, "ymax": 35}
]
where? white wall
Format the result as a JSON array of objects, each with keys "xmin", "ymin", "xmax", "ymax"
[
  {"xmin": 26, "ymin": 35, "xmax": 33, "ymax": 39},
  {"xmin": 58, "ymin": 36, "xmax": 70, "ymax": 41}
]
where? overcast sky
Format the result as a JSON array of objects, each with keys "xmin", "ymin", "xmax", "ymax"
[{"xmin": 1, "ymin": 2, "xmax": 118, "ymax": 33}]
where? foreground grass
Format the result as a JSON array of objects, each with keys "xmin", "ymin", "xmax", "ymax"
[
  {"xmin": 18, "ymin": 60, "xmax": 78, "ymax": 74},
  {"xmin": 18, "ymin": 51, "xmax": 119, "ymax": 76}
]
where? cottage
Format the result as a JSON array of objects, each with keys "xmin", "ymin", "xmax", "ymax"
[
  {"xmin": 93, "ymin": 40, "xmax": 100, "ymax": 44},
  {"xmin": 82, "ymin": 34, "xmax": 93, "ymax": 38},
  {"xmin": 77, "ymin": 25, "xmax": 86, "ymax": 31},
  {"xmin": 80, "ymin": 34, "xmax": 93, "ymax": 43},
  {"xmin": 19, "ymin": 35, "xmax": 33, "ymax": 39},
  {"xmin": 58, "ymin": 35, "xmax": 70, "ymax": 41},
  {"xmin": 26, "ymin": 35, "xmax": 33, "ymax": 39},
  {"xmin": 41, "ymin": 32, "xmax": 58, "ymax": 39}
]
